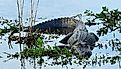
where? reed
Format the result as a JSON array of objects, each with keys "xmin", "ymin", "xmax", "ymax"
[
  {"xmin": 30, "ymin": 0, "xmax": 40, "ymax": 34},
  {"xmin": 16, "ymin": 0, "xmax": 40, "ymax": 50}
]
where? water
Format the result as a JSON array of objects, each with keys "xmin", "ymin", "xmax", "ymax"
[{"xmin": 1, "ymin": 0, "xmax": 121, "ymax": 69}]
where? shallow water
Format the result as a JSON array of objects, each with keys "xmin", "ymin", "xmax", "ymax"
[{"xmin": 1, "ymin": 0, "xmax": 121, "ymax": 69}]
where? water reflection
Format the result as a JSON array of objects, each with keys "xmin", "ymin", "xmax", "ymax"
[
  {"xmin": 1, "ymin": 23, "xmax": 121, "ymax": 69},
  {"xmin": 1, "ymin": 1, "xmax": 121, "ymax": 69},
  {"xmin": 0, "ymin": 29, "xmax": 121, "ymax": 69}
]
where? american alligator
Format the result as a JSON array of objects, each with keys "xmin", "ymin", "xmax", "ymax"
[
  {"xmin": 24, "ymin": 14, "xmax": 99, "ymax": 57},
  {"xmin": 24, "ymin": 17, "xmax": 81, "ymax": 34},
  {"xmin": 24, "ymin": 14, "xmax": 97, "ymax": 34}
]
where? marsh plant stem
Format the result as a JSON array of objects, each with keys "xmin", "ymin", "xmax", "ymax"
[
  {"xmin": 17, "ymin": 0, "xmax": 24, "ymax": 51},
  {"xmin": 29, "ymin": 0, "xmax": 39, "ymax": 34}
]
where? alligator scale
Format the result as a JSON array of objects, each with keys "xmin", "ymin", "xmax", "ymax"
[{"xmin": 25, "ymin": 17, "xmax": 81, "ymax": 34}]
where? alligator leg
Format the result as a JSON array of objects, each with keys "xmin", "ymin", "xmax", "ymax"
[{"xmin": 59, "ymin": 32, "xmax": 73, "ymax": 44}]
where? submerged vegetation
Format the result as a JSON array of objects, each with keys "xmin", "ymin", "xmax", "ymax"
[{"xmin": 0, "ymin": 0, "xmax": 121, "ymax": 68}]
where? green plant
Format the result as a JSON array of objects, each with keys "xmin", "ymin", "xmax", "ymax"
[{"xmin": 84, "ymin": 6, "xmax": 121, "ymax": 36}]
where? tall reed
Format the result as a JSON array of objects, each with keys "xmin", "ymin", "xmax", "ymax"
[
  {"xmin": 30, "ymin": 0, "xmax": 39, "ymax": 34},
  {"xmin": 16, "ymin": 0, "xmax": 39, "ymax": 50},
  {"xmin": 17, "ymin": 0, "xmax": 24, "ymax": 51}
]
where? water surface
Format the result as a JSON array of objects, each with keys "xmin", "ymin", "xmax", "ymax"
[{"xmin": 0, "ymin": 0, "xmax": 121, "ymax": 69}]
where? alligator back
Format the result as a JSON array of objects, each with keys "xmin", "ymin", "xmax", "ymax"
[{"xmin": 25, "ymin": 17, "xmax": 80, "ymax": 34}]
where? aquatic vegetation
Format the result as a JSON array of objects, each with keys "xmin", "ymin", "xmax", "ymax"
[
  {"xmin": 84, "ymin": 6, "xmax": 121, "ymax": 36},
  {"xmin": 1, "ymin": 2, "xmax": 121, "ymax": 68},
  {"xmin": 0, "ymin": 18, "xmax": 19, "ymax": 36}
]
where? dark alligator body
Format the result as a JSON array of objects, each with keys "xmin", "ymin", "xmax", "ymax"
[
  {"xmin": 24, "ymin": 17, "xmax": 80, "ymax": 34},
  {"xmin": 24, "ymin": 17, "xmax": 97, "ymax": 34}
]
